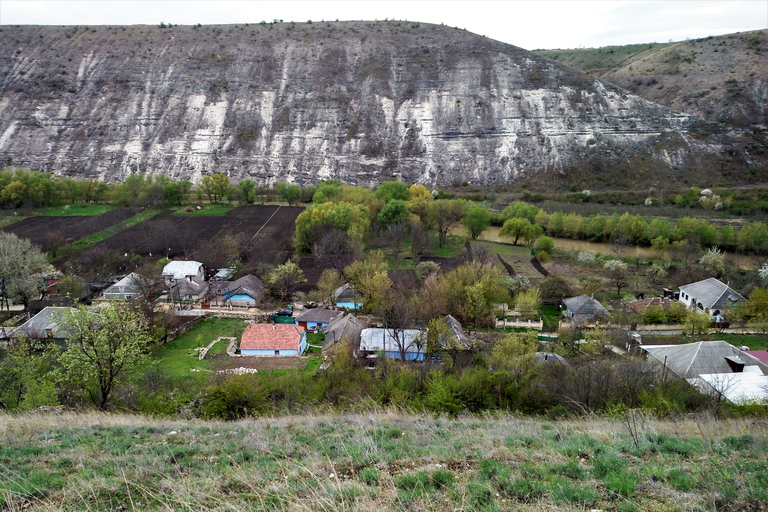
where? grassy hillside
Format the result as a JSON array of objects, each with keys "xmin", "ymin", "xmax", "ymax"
[
  {"xmin": 537, "ymin": 30, "xmax": 768, "ymax": 128},
  {"xmin": 1, "ymin": 410, "xmax": 766, "ymax": 511}
]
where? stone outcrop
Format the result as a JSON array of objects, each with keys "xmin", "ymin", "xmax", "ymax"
[{"xmin": 0, "ymin": 22, "xmax": 758, "ymax": 186}]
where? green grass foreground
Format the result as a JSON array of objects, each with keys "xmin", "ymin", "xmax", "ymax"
[{"xmin": 0, "ymin": 410, "xmax": 765, "ymax": 511}]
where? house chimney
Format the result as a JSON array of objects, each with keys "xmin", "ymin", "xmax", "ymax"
[{"xmin": 272, "ymin": 324, "xmax": 275, "ymax": 330}]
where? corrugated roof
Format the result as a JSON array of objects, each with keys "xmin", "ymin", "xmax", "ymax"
[
  {"xmin": 295, "ymin": 308, "xmax": 342, "ymax": 324},
  {"xmin": 697, "ymin": 372, "xmax": 768, "ymax": 404},
  {"xmin": 334, "ymin": 283, "xmax": 358, "ymax": 302},
  {"xmin": 679, "ymin": 278, "xmax": 745, "ymax": 310},
  {"xmin": 162, "ymin": 261, "xmax": 203, "ymax": 280},
  {"xmin": 563, "ymin": 295, "xmax": 608, "ymax": 321},
  {"xmin": 12, "ymin": 307, "xmax": 77, "ymax": 339},
  {"xmin": 746, "ymin": 350, "xmax": 768, "ymax": 363},
  {"xmin": 360, "ymin": 328, "xmax": 424, "ymax": 353},
  {"xmin": 240, "ymin": 324, "xmax": 304, "ymax": 351},
  {"xmin": 641, "ymin": 341, "xmax": 767, "ymax": 378},
  {"xmin": 443, "ymin": 314, "xmax": 471, "ymax": 348}
]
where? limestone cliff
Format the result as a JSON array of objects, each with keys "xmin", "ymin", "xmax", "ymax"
[{"xmin": 0, "ymin": 21, "xmax": 759, "ymax": 187}]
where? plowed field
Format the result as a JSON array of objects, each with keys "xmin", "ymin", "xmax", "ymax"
[{"xmin": 1, "ymin": 208, "xmax": 141, "ymax": 250}]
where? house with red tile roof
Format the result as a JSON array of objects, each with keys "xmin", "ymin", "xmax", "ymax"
[{"xmin": 240, "ymin": 324, "xmax": 307, "ymax": 356}]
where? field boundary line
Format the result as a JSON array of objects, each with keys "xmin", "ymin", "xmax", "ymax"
[{"xmin": 249, "ymin": 206, "xmax": 281, "ymax": 243}]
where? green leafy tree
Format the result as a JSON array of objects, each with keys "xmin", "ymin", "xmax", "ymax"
[
  {"xmin": 237, "ymin": 179, "xmax": 256, "ymax": 204},
  {"xmin": 377, "ymin": 199, "xmax": 409, "ymax": 227},
  {"xmin": 533, "ymin": 236, "xmax": 554, "ymax": 254},
  {"xmin": 502, "ymin": 202, "xmax": 540, "ymax": 223},
  {"xmin": 276, "ymin": 182, "xmax": 300, "ymax": 205},
  {"xmin": 514, "ymin": 288, "xmax": 541, "ymax": 320},
  {"xmin": 500, "ymin": 217, "xmax": 534, "ymax": 245},
  {"xmin": 200, "ymin": 173, "xmax": 232, "ymax": 203},
  {"xmin": 294, "ymin": 201, "xmax": 370, "ymax": 252},
  {"xmin": 0, "ymin": 337, "xmax": 59, "ymax": 410},
  {"xmin": 344, "ymin": 251, "xmax": 393, "ymax": 314},
  {"xmin": 317, "ymin": 268, "xmax": 346, "ymax": 304},
  {"xmin": 462, "ymin": 205, "xmax": 491, "ymax": 240},
  {"xmin": 374, "ymin": 181, "xmax": 410, "ymax": 202},
  {"xmin": 266, "ymin": 261, "xmax": 307, "ymax": 299},
  {"xmin": 490, "ymin": 331, "xmax": 539, "ymax": 371},
  {"xmin": 59, "ymin": 304, "xmax": 152, "ymax": 410},
  {"xmin": 430, "ymin": 199, "xmax": 466, "ymax": 248},
  {"xmin": 312, "ymin": 179, "xmax": 343, "ymax": 204}
]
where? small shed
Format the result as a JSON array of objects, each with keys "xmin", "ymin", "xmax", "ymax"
[
  {"xmin": 295, "ymin": 308, "xmax": 342, "ymax": 329},
  {"xmin": 240, "ymin": 324, "xmax": 307, "ymax": 356},
  {"xmin": 562, "ymin": 295, "xmax": 608, "ymax": 324}
]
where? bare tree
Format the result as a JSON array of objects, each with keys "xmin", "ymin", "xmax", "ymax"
[{"xmin": 314, "ymin": 229, "xmax": 362, "ymax": 272}]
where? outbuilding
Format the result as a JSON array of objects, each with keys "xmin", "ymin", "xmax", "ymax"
[{"xmin": 240, "ymin": 324, "xmax": 307, "ymax": 356}]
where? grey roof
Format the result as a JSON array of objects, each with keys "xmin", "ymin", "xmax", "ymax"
[
  {"xmin": 563, "ymin": 295, "xmax": 608, "ymax": 322},
  {"xmin": 443, "ymin": 314, "xmax": 471, "ymax": 348},
  {"xmin": 532, "ymin": 352, "xmax": 569, "ymax": 366},
  {"xmin": 334, "ymin": 283, "xmax": 358, "ymax": 302},
  {"xmin": 360, "ymin": 328, "xmax": 424, "ymax": 354},
  {"xmin": 295, "ymin": 308, "xmax": 343, "ymax": 324},
  {"xmin": 679, "ymin": 278, "xmax": 745, "ymax": 311},
  {"xmin": 641, "ymin": 341, "xmax": 768, "ymax": 379},
  {"xmin": 11, "ymin": 307, "xmax": 77, "ymax": 339},
  {"xmin": 697, "ymin": 372, "xmax": 768, "ymax": 404},
  {"xmin": 224, "ymin": 274, "xmax": 265, "ymax": 300},
  {"xmin": 322, "ymin": 313, "xmax": 365, "ymax": 349},
  {"xmin": 170, "ymin": 277, "xmax": 208, "ymax": 299},
  {"xmin": 162, "ymin": 261, "xmax": 203, "ymax": 280}
]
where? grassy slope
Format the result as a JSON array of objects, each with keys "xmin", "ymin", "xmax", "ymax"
[
  {"xmin": 536, "ymin": 30, "xmax": 768, "ymax": 127},
  {"xmin": 0, "ymin": 410, "xmax": 765, "ymax": 511}
]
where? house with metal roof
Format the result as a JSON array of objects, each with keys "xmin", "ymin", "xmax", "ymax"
[
  {"xmin": 641, "ymin": 341, "xmax": 768, "ymax": 404},
  {"xmin": 562, "ymin": 295, "xmax": 608, "ymax": 324},
  {"xmin": 359, "ymin": 328, "xmax": 425, "ymax": 361},
  {"xmin": 678, "ymin": 278, "xmax": 745, "ymax": 316},
  {"xmin": 10, "ymin": 306, "xmax": 77, "ymax": 341},
  {"xmin": 161, "ymin": 261, "xmax": 204, "ymax": 286},
  {"xmin": 240, "ymin": 323, "xmax": 307, "ymax": 356},
  {"xmin": 168, "ymin": 277, "xmax": 208, "ymax": 302},
  {"xmin": 295, "ymin": 308, "xmax": 342, "ymax": 329}
]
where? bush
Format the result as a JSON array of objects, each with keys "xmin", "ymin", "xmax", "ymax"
[
  {"xmin": 534, "ymin": 236, "xmax": 554, "ymax": 253},
  {"xmin": 199, "ymin": 376, "xmax": 267, "ymax": 420}
]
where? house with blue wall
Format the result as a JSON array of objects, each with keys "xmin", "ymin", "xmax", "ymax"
[
  {"xmin": 295, "ymin": 308, "xmax": 342, "ymax": 330},
  {"xmin": 221, "ymin": 274, "xmax": 265, "ymax": 308},
  {"xmin": 334, "ymin": 284, "xmax": 363, "ymax": 310},
  {"xmin": 240, "ymin": 324, "xmax": 307, "ymax": 356},
  {"xmin": 359, "ymin": 328, "xmax": 425, "ymax": 361}
]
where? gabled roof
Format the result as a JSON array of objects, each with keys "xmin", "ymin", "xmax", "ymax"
[
  {"xmin": 162, "ymin": 261, "xmax": 203, "ymax": 280},
  {"xmin": 532, "ymin": 352, "xmax": 569, "ymax": 366},
  {"xmin": 170, "ymin": 277, "xmax": 208, "ymax": 298},
  {"xmin": 563, "ymin": 295, "xmax": 608, "ymax": 320},
  {"xmin": 224, "ymin": 274, "xmax": 265, "ymax": 299},
  {"xmin": 696, "ymin": 372, "xmax": 768, "ymax": 404},
  {"xmin": 443, "ymin": 314, "xmax": 471, "ymax": 348},
  {"xmin": 641, "ymin": 341, "xmax": 767, "ymax": 379},
  {"xmin": 11, "ymin": 306, "xmax": 77, "ymax": 339},
  {"xmin": 295, "ymin": 308, "xmax": 342, "ymax": 324},
  {"xmin": 679, "ymin": 278, "xmax": 745, "ymax": 310},
  {"xmin": 241, "ymin": 324, "xmax": 304, "ymax": 351},
  {"xmin": 323, "ymin": 313, "xmax": 365, "ymax": 348},
  {"xmin": 334, "ymin": 283, "xmax": 358, "ymax": 302},
  {"xmin": 110, "ymin": 272, "xmax": 150, "ymax": 291},
  {"xmin": 360, "ymin": 328, "xmax": 424, "ymax": 353}
]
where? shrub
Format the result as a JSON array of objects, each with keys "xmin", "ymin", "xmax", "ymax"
[
  {"xmin": 534, "ymin": 236, "xmax": 554, "ymax": 253},
  {"xmin": 359, "ymin": 467, "xmax": 379, "ymax": 485}
]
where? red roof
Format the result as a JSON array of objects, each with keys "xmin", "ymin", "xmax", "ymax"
[
  {"xmin": 241, "ymin": 324, "xmax": 304, "ymax": 351},
  {"xmin": 746, "ymin": 350, "xmax": 768, "ymax": 363}
]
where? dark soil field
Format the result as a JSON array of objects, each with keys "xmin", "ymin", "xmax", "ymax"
[
  {"xmin": 1, "ymin": 208, "xmax": 140, "ymax": 250},
  {"xmin": 71, "ymin": 205, "xmax": 303, "ymax": 269}
]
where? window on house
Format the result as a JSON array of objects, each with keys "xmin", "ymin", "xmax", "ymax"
[{"xmin": 274, "ymin": 350, "xmax": 279, "ymax": 355}]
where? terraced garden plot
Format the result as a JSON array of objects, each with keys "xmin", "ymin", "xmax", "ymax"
[
  {"xmin": 0, "ymin": 207, "xmax": 140, "ymax": 250},
  {"xmin": 73, "ymin": 205, "xmax": 303, "ymax": 264}
]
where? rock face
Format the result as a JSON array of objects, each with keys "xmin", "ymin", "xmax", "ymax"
[{"xmin": 0, "ymin": 22, "xmax": 756, "ymax": 187}]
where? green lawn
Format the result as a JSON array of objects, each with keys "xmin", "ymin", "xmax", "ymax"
[
  {"xmin": 150, "ymin": 317, "xmax": 249, "ymax": 379},
  {"xmin": 173, "ymin": 204, "xmax": 234, "ymax": 215},
  {"xmin": 707, "ymin": 333, "xmax": 768, "ymax": 351}
]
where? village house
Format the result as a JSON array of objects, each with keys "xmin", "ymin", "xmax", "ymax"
[
  {"xmin": 219, "ymin": 274, "xmax": 265, "ymax": 308},
  {"xmin": 295, "ymin": 308, "xmax": 342, "ymax": 330},
  {"xmin": 322, "ymin": 313, "xmax": 365, "ymax": 351},
  {"xmin": 161, "ymin": 260, "xmax": 205, "ymax": 286},
  {"xmin": 359, "ymin": 328, "xmax": 426, "ymax": 361},
  {"xmin": 641, "ymin": 341, "xmax": 768, "ymax": 404},
  {"xmin": 240, "ymin": 323, "xmax": 307, "ymax": 356},
  {"xmin": 11, "ymin": 306, "xmax": 77, "ymax": 341},
  {"xmin": 678, "ymin": 278, "xmax": 745, "ymax": 318},
  {"xmin": 562, "ymin": 295, "xmax": 608, "ymax": 324},
  {"xmin": 100, "ymin": 273, "xmax": 146, "ymax": 301},
  {"xmin": 333, "ymin": 284, "xmax": 363, "ymax": 309}
]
